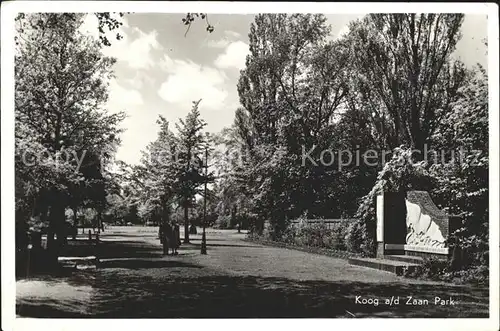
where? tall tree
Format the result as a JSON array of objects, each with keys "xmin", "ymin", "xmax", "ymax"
[
  {"xmin": 138, "ymin": 115, "xmax": 180, "ymax": 253},
  {"xmin": 234, "ymin": 14, "xmax": 355, "ymax": 234},
  {"xmin": 15, "ymin": 13, "xmax": 124, "ymax": 262},
  {"xmin": 344, "ymin": 14, "xmax": 467, "ymax": 152},
  {"xmin": 175, "ymin": 100, "xmax": 209, "ymax": 243}
]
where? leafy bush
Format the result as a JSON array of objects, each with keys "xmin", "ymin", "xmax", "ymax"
[
  {"xmin": 401, "ymin": 256, "xmax": 486, "ymax": 284},
  {"xmin": 214, "ymin": 215, "xmax": 231, "ymax": 229},
  {"xmin": 321, "ymin": 230, "xmax": 337, "ymax": 248},
  {"xmin": 297, "ymin": 222, "xmax": 320, "ymax": 246},
  {"xmin": 345, "ymin": 221, "xmax": 365, "ymax": 254},
  {"xmin": 268, "ymin": 219, "xmax": 351, "ymax": 251},
  {"xmin": 280, "ymin": 225, "xmax": 296, "ymax": 244},
  {"xmin": 402, "ymin": 257, "xmax": 447, "ymax": 279},
  {"xmin": 402, "ymin": 256, "xmax": 487, "ymax": 284},
  {"xmin": 247, "ymin": 216, "xmax": 265, "ymax": 236},
  {"xmin": 234, "ymin": 213, "xmax": 253, "ymax": 230},
  {"xmin": 446, "ymin": 265, "xmax": 489, "ymax": 284},
  {"xmin": 263, "ymin": 220, "xmax": 276, "ymax": 240},
  {"xmin": 427, "ymin": 66, "xmax": 489, "ymax": 280},
  {"xmin": 331, "ymin": 223, "xmax": 348, "ymax": 250},
  {"xmin": 422, "ymin": 258, "xmax": 450, "ymax": 279}
]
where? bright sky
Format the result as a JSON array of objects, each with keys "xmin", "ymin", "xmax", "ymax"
[{"xmin": 80, "ymin": 14, "xmax": 488, "ymax": 165}]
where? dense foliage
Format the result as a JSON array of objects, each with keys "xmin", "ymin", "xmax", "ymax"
[
  {"xmin": 214, "ymin": 14, "xmax": 488, "ymax": 281},
  {"xmin": 14, "ymin": 13, "xmax": 488, "ymax": 283},
  {"xmin": 125, "ymin": 101, "xmax": 214, "ymax": 242}
]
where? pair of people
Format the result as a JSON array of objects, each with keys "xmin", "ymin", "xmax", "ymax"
[{"xmin": 159, "ymin": 222, "xmax": 180, "ymax": 255}]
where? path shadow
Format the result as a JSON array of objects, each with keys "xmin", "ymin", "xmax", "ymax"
[
  {"xmin": 98, "ymin": 258, "xmax": 203, "ymax": 270},
  {"xmin": 190, "ymin": 243, "xmax": 261, "ymax": 248},
  {"xmin": 101, "ymin": 233, "xmax": 158, "ymax": 238},
  {"xmin": 175, "ymin": 245, "xmax": 204, "ymax": 251},
  {"xmin": 96, "ymin": 240, "xmax": 163, "ymax": 259},
  {"xmin": 17, "ymin": 233, "xmax": 489, "ymax": 319},
  {"xmin": 94, "ymin": 276, "xmax": 490, "ymax": 318},
  {"xmin": 18, "ymin": 272, "xmax": 489, "ymax": 318}
]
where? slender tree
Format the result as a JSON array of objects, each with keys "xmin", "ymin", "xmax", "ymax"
[{"xmin": 175, "ymin": 100, "xmax": 208, "ymax": 242}]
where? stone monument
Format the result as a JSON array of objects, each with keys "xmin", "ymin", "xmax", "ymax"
[{"xmin": 376, "ymin": 190, "xmax": 459, "ymax": 259}]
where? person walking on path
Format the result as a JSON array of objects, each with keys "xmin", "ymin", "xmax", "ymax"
[
  {"xmin": 170, "ymin": 222, "xmax": 179, "ymax": 255},
  {"xmin": 159, "ymin": 221, "xmax": 180, "ymax": 255},
  {"xmin": 158, "ymin": 222, "xmax": 164, "ymax": 243},
  {"xmin": 175, "ymin": 223, "xmax": 181, "ymax": 247},
  {"xmin": 160, "ymin": 222, "xmax": 173, "ymax": 255},
  {"xmin": 165, "ymin": 222, "xmax": 174, "ymax": 255}
]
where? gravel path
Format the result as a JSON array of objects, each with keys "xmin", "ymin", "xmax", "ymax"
[{"xmin": 16, "ymin": 226, "xmax": 489, "ymax": 318}]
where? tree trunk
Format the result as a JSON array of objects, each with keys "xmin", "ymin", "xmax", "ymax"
[
  {"xmin": 47, "ymin": 96, "xmax": 64, "ymax": 267},
  {"xmin": 72, "ymin": 206, "xmax": 78, "ymax": 240},
  {"xmin": 46, "ymin": 228, "xmax": 57, "ymax": 267},
  {"xmin": 237, "ymin": 206, "xmax": 241, "ymax": 233},
  {"xmin": 47, "ymin": 200, "xmax": 65, "ymax": 267},
  {"xmin": 162, "ymin": 220, "xmax": 168, "ymax": 255},
  {"xmin": 99, "ymin": 210, "xmax": 104, "ymax": 232},
  {"xmin": 162, "ymin": 200, "xmax": 170, "ymax": 255},
  {"xmin": 184, "ymin": 202, "xmax": 189, "ymax": 243},
  {"xmin": 54, "ymin": 204, "xmax": 67, "ymax": 254},
  {"xmin": 184, "ymin": 144, "xmax": 192, "ymax": 243},
  {"xmin": 230, "ymin": 205, "xmax": 236, "ymax": 228}
]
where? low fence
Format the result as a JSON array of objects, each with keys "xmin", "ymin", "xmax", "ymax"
[
  {"xmin": 259, "ymin": 218, "xmax": 358, "ymax": 234},
  {"xmin": 288, "ymin": 218, "xmax": 358, "ymax": 230}
]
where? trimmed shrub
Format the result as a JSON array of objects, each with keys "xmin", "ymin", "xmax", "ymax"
[
  {"xmin": 250, "ymin": 217, "xmax": 369, "ymax": 255},
  {"xmin": 278, "ymin": 219, "xmax": 351, "ymax": 251}
]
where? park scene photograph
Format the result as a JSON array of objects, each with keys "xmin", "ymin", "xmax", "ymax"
[{"xmin": 2, "ymin": 2, "xmax": 497, "ymax": 327}]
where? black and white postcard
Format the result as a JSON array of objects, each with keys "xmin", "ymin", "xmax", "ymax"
[{"xmin": 2, "ymin": 2, "xmax": 498, "ymax": 331}]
